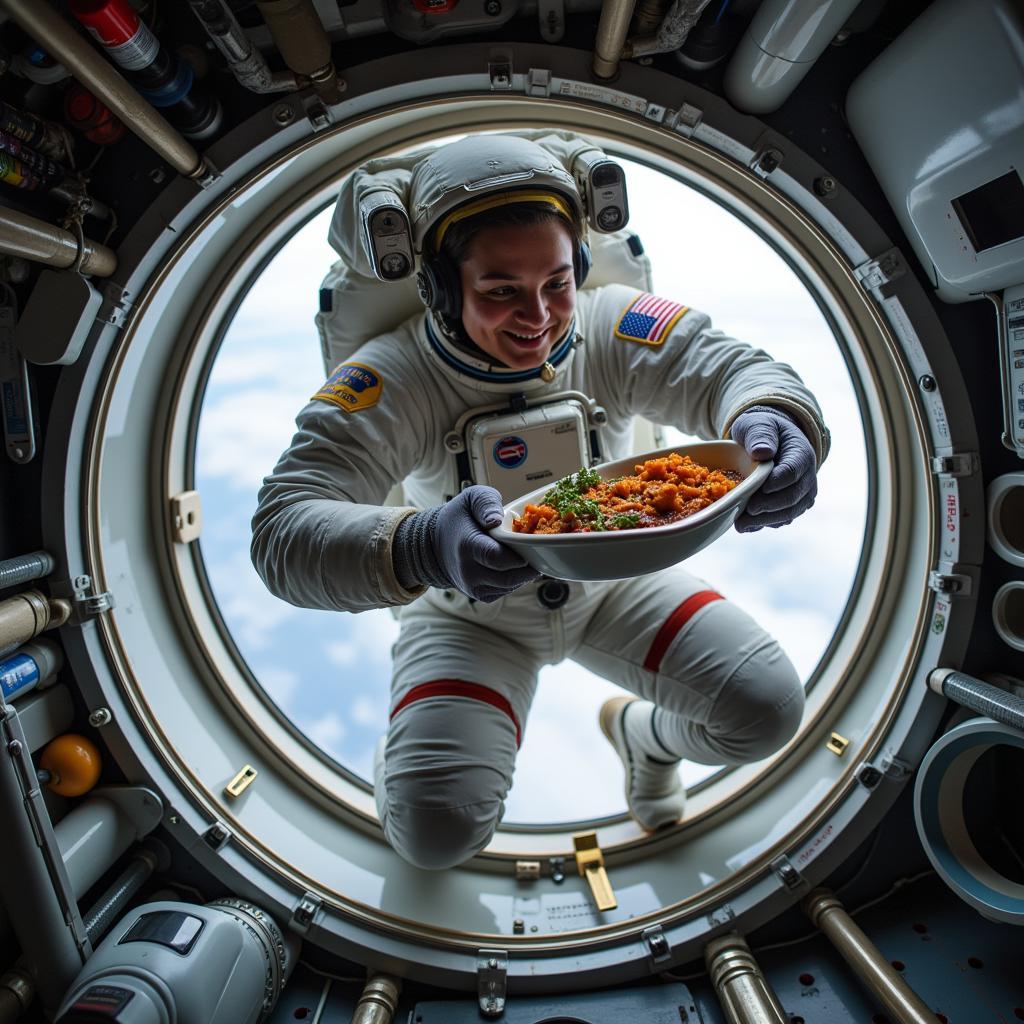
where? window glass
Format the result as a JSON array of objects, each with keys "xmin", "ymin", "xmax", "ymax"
[{"xmin": 195, "ymin": 156, "xmax": 866, "ymax": 825}]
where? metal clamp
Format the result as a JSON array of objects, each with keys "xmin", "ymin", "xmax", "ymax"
[
  {"xmin": 95, "ymin": 283, "xmax": 133, "ymax": 330},
  {"xmin": 72, "ymin": 574, "xmax": 115, "ymax": 618},
  {"xmin": 930, "ymin": 452, "xmax": 979, "ymax": 477},
  {"xmin": 573, "ymin": 831, "xmax": 617, "ymax": 911},
  {"xmin": 476, "ymin": 949, "xmax": 508, "ymax": 1017},
  {"xmin": 770, "ymin": 854, "xmax": 805, "ymax": 891},
  {"xmin": 667, "ymin": 102, "xmax": 703, "ymax": 137},
  {"xmin": 854, "ymin": 248, "xmax": 906, "ymax": 292},
  {"xmin": 291, "ymin": 891, "xmax": 322, "ymax": 934},
  {"xmin": 202, "ymin": 821, "xmax": 231, "ymax": 851},
  {"xmin": 489, "ymin": 55, "xmax": 513, "ymax": 90},
  {"xmin": 526, "ymin": 67, "xmax": 552, "ymax": 97},
  {"xmin": 928, "ymin": 567, "xmax": 973, "ymax": 597},
  {"xmin": 642, "ymin": 924, "xmax": 672, "ymax": 964}
]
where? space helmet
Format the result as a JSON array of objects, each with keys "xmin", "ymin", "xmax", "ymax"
[{"xmin": 409, "ymin": 134, "xmax": 592, "ymax": 321}]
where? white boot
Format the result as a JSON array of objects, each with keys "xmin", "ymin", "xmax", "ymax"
[{"xmin": 599, "ymin": 696, "xmax": 686, "ymax": 830}]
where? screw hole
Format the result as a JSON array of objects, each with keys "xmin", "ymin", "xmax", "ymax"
[{"xmin": 967, "ymin": 956, "xmax": 984, "ymax": 969}]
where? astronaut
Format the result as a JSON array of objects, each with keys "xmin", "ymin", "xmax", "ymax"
[{"xmin": 251, "ymin": 133, "xmax": 829, "ymax": 870}]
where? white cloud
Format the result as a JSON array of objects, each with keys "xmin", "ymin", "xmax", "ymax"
[
  {"xmin": 351, "ymin": 694, "xmax": 384, "ymax": 728},
  {"xmin": 300, "ymin": 711, "xmax": 347, "ymax": 758},
  {"xmin": 257, "ymin": 666, "xmax": 300, "ymax": 709}
]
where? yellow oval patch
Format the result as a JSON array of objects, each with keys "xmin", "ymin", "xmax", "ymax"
[{"xmin": 312, "ymin": 362, "xmax": 383, "ymax": 413}]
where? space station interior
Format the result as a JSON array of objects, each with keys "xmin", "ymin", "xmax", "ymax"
[{"xmin": 0, "ymin": 0, "xmax": 1023, "ymax": 1020}]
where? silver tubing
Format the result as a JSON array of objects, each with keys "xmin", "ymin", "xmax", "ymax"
[
  {"xmin": 928, "ymin": 667, "xmax": 1024, "ymax": 732},
  {"xmin": 0, "ymin": 0, "xmax": 206, "ymax": 179},
  {"xmin": 352, "ymin": 973, "xmax": 402, "ymax": 1024},
  {"xmin": 0, "ymin": 590, "xmax": 71, "ymax": 659},
  {"xmin": 83, "ymin": 847, "xmax": 159, "ymax": 943},
  {"xmin": 187, "ymin": 0, "xmax": 296, "ymax": 94},
  {"xmin": 0, "ymin": 551, "xmax": 54, "ymax": 589},
  {"xmin": 0, "ymin": 205, "xmax": 116, "ymax": 278},
  {"xmin": 593, "ymin": 0, "xmax": 638, "ymax": 78},
  {"xmin": 704, "ymin": 933, "xmax": 788, "ymax": 1024},
  {"xmin": 0, "ymin": 705, "xmax": 89, "ymax": 1015},
  {"xmin": 804, "ymin": 889, "xmax": 940, "ymax": 1024}
]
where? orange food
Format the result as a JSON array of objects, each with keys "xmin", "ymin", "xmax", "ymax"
[{"xmin": 512, "ymin": 452, "xmax": 740, "ymax": 534}]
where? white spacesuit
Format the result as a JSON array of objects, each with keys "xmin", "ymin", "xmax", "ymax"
[{"xmin": 251, "ymin": 133, "xmax": 830, "ymax": 870}]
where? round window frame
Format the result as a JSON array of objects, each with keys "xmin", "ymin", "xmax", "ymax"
[{"xmin": 42, "ymin": 45, "xmax": 983, "ymax": 990}]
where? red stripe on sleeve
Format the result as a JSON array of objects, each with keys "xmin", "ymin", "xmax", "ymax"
[
  {"xmin": 643, "ymin": 590, "xmax": 724, "ymax": 672},
  {"xmin": 390, "ymin": 679, "xmax": 522, "ymax": 747}
]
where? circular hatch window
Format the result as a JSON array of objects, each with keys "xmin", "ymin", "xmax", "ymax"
[{"xmin": 193, "ymin": 152, "xmax": 866, "ymax": 827}]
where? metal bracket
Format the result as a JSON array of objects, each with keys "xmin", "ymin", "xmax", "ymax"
[
  {"xmin": 526, "ymin": 67, "xmax": 552, "ymax": 97},
  {"xmin": 573, "ymin": 831, "xmax": 617, "ymax": 911},
  {"xmin": 537, "ymin": 0, "xmax": 564, "ymax": 41},
  {"xmin": 488, "ymin": 55, "xmax": 513, "ymax": 91},
  {"xmin": 750, "ymin": 145, "xmax": 784, "ymax": 179},
  {"xmin": 705, "ymin": 903, "xmax": 736, "ymax": 928},
  {"xmin": 476, "ymin": 949, "xmax": 508, "ymax": 1017},
  {"xmin": 642, "ymin": 924, "xmax": 672, "ymax": 964},
  {"xmin": 303, "ymin": 99, "xmax": 331, "ymax": 131},
  {"xmin": 854, "ymin": 248, "xmax": 907, "ymax": 293},
  {"xmin": 770, "ymin": 854, "xmax": 805, "ymax": 891},
  {"xmin": 0, "ymin": 301, "xmax": 35, "ymax": 464},
  {"xmin": 515, "ymin": 860, "xmax": 541, "ymax": 881},
  {"xmin": 667, "ymin": 102, "xmax": 703, "ymax": 137},
  {"xmin": 291, "ymin": 891, "xmax": 322, "ymax": 934},
  {"xmin": 95, "ymin": 283, "xmax": 133, "ymax": 330},
  {"xmin": 879, "ymin": 752, "xmax": 912, "ymax": 781},
  {"xmin": 71, "ymin": 574, "xmax": 115, "ymax": 619},
  {"xmin": 928, "ymin": 565, "xmax": 973, "ymax": 597},
  {"xmin": 170, "ymin": 490, "xmax": 203, "ymax": 543},
  {"xmin": 930, "ymin": 452, "xmax": 979, "ymax": 477},
  {"xmin": 548, "ymin": 856, "xmax": 566, "ymax": 883},
  {"xmin": 202, "ymin": 821, "xmax": 232, "ymax": 851}
]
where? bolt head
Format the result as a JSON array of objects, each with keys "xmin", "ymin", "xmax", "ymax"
[
  {"xmin": 89, "ymin": 708, "xmax": 112, "ymax": 727},
  {"xmin": 759, "ymin": 152, "xmax": 780, "ymax": 173},
  {"xmin": 273, "ymin": 104, "xmax": 295, "ymax": 126},
  {"xmin": 919, "ymin": 375, "xmax": 937, "ymax": 392},
  {"xmin": 485, "ymin": 0, "xmax": 501, "ymax": 14}
]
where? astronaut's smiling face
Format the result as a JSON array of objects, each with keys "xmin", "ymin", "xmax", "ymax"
[{"xmin": 457, "ymin": 218, "xmax": 577, "ymax": 370}]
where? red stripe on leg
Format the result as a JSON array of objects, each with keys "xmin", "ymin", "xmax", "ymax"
[
  {"xmin": 643, "ymin": 591, "xmax": 724, "ymax": 672},
  {"xmin": 390, "ymin": 679, "xmax": 522, "ymax": 747}
]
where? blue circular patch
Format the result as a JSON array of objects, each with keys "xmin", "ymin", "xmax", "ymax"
[{"xmin": 493, "ymin": 435, "xmax": 528, "ymax": 469}]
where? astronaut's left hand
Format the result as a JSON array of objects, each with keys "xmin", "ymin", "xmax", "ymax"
[{"xmin": 730, "ymin": 405, "xmax": 817, "ymax": 532}]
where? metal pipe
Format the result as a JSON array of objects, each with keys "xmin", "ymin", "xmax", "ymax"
[
  {"xmin": 254, "ymin": 0, "xmax": 344, "ymax": 104},
  {"xmin": 0, "ymin": 704, "xmax": 88, "ymax": 1015},
  {"xmin": 187, "ymin": 0, "xmax": 296, "ymax": 94},
  {"xmin": 630, "ymin": 0, "xmax": 672, "ymax": 38},
  {"xmin": 593, "ymin": 0, "xmax": 639, "ymax": 78},
  {"xmin": 55, "ymin": 796, "xmax": 141, "ymax": 899},
  {"xmin": 0, "ymin": 0, "xmax": 206, "ymax": 179},
  {"xmin": 0, "ymin": 590, "xmax": 72, "ymax": 659},
  {"xmin": 0, "ymin": 552, "xmax": 53, "ymax": 589},
  {"xmin": 83, "ymin": 846, "xmax": 160, "ymax": 942},
  {"xmin": 803, "ymin": 889, "xmax": 940, "ymax": 1024},
  {"xmin": 0, "ymin": 205, "xmax": 116, "ymax": 278},
  {"xmin": 352, "ymin": 973, "xmax": 402, "ymax": 1024},
  {"xmin": 928, "ymin": 668, "xmax": 1024, "ymax": 733},
  {"xmin": 723, "ymin": 0, "xmax": 863, "ymax": 113},
  {"xmin": 626, "ymin": 0, "xmax": 714, "ymax": 59},
  {"xmin": 704, "ymin": 933, "xmax": 788, "ymax": 1024},
  {"xmin": 0, "ymin": 963, "xmax": 33, "ymax": 1024}
]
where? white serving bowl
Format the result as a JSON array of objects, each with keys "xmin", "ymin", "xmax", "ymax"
[{"xmin": 490, "ymin": 440, "xmax": 772, "ymax": 582}]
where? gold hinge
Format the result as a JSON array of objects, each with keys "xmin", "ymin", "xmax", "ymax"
[
  {"xmin": 826, "ymin": 732, "xmax": 850, "ymax": 756},
  {"xmin": 573, "ymin": 831, "xmax": 617, "ymax": 911},
  {"xmin": 224, "ymin": 764, "xmax": 258, "ymax": 798}
]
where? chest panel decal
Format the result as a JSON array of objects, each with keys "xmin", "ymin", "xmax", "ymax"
[{"xmin": 312, "ymin": 362, "xmax": 383, "ymax": 412}]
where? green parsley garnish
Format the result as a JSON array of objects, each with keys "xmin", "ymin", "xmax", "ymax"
[
  {"xmin": 610, "ymin": 513, "xmax": 640, "ymax": 529},
  {"xmin": 542, "ymin": 467, "xmax": 608, "ymax": 529}
]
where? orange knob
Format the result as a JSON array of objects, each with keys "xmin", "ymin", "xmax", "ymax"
[{"xmin": 39, "ymin": 734, "xmax": 102, "ymax": 797}]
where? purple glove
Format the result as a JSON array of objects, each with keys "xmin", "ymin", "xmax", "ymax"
[
  {"xmin": 730, "ymin": 405, "xmax": 817, "ymax": 532},
  {"xmin": 393, "ymin": 485, "xmax": 540, "ymax": 601}
]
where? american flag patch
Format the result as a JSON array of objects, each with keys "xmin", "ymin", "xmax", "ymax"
[{"xmin": 614, "ymin": 293, "xmax": 688, "ymax": 346}]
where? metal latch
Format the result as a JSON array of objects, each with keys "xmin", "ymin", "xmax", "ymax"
[
  {"xmin": 170, "ymin": 490, "xmax": 203, "ymax": 543},
  {"xmin": 854, "ymin": 248, "xmax": 906, "ymax": 292},
  {"xmin": 488, "ymin": 56, "xmax": 513, "ymax": 91},
  {"xmin": 826, "ymin": 732, "xmax": 850, "ymax": 756},
  {"xmin": 930, "ymin": 453, "xmax": 979, "ymax": 477},
  {"xmin": 642, "ymin": 925, "xmax": 672, "ymax": 964},
  {"xmin": 72, "ymin": 574, "xmax": 115, "ymax": 618},
  {"xmin": 476, "ymin": 949, "xmax": 508, "ymax": 1017},
  {"xmin": 573, "ymin": 831, "xmax": 617, "ymax": 911},
  {"xmin": 928, "ymin": 567, "xmax": 973, "ymax": 596},
  {"xmin": 770, "ymin": 854, "xmax": 804, "ymax": 891},
  {"xmin": 291, "ymin": 892, "xmax": 322, "ymax": 934},
  {"xmin": 96, "ymin": 283, "xmax": 133, "ymax": 329},
  {"xmin": 667, "ymin": 102, "xmax": 703, "ymax": 137},
  {"xmin": 527, "ymin": 67, "xmax": 552, "ymax": 97},
  {"xmin": 202, "ymin": 821, "xmax": 232, "ymax": 851}
]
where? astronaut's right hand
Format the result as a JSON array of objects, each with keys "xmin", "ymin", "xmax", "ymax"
[{"xmin": 392, "ymin": 486, "xmax": 541, "ymax": 602}]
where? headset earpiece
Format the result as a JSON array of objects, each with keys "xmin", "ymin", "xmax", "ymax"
[
  {"xmin": 575, "ymin": 239, "xmax": 592, "ymax": 288},
  {"xmin": 416, "ymin": 254, "xmax": 462, "ymax": 320}
]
